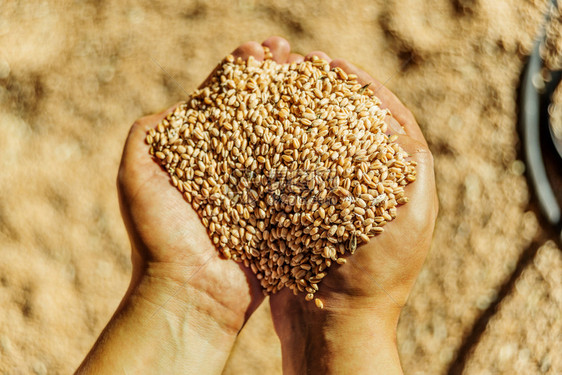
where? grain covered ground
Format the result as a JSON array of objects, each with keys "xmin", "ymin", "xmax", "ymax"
[{"xmin": 0, "ymin": 1, "xmax": 560, "ymax": 374}]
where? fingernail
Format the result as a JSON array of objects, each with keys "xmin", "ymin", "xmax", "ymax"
[{"xmin": 386, "ymin": 115, "xmax": 406, "ymax": 135}]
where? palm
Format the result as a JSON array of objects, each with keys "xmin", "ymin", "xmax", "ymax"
[
  {"xmin": 118, "ymin": 108, "xmax": 263, "ymax": 325},
  {"xmin": 117, "ymin": 38, "xmax": 299, "ymax": 327},
  {"xmin": 269, "ymin": 57, "xmax": 437, "ymax": 316},
  {"xmin": 337, "ymin": 137, "xmax": 435, "ymax": 304},
  {"xmin": 270, "ymin": 134, "xmax": 435, "ymax": 313},
  {"xmin": 118, "ymin": 37, "xmax": 436, "ymax": 330}
]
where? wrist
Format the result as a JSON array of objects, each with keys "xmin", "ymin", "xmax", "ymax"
[
  {"xmin": 77, "ymin": 263, "xmax": 240, "ymax": 374},
  {"xmin": 281, "ymin": 312, "xmax": 401, "ymax": 375},
  {"xmin": 271, "ymin": 293, "xmax": 403, "ymax": 375},
  {"xmin": 131, "ymin": 261, "xmax": 246, "ymax": 336}
]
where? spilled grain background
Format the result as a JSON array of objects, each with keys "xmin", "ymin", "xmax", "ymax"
[{"xmin": 0, "ymin": 1, "xmax": 560, "ymax": 374}]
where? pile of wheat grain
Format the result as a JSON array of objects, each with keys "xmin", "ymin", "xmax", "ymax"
[{"xmin": 147, "ymin": 52, "xmax": 416, "ymax": 308}]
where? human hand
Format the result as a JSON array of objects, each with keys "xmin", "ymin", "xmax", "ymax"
[
  {"xmin": 77, "ymin": 37, "xmax": 294, "ymax": 375},
  {"xmin": 115, "ymin": 42, "xmax": 292, "ymax": 336},
  {"xmin": 267, "ymin": 51, "xmax": 438, "ymax": 374},
  {"xmin": 78, "ymin": 35, "xmax": 437, "ymax": 374}
]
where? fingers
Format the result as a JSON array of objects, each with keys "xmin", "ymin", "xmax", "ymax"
[
  {"xmin": 397, "ymin": 135, "xmax": 438, "ymax": 227},
  {"xmin": 330, "ymin": 59, "xmax": 373, "ymax": 86},
  {"xmin": 120, "ymin": 104, "xmax": 179, "ymax": 179},
  {"xmin": 305, "ymin": 51, "xmax": 332, "ymax": 63},
  {"xmin": 391, "ymin": 134, "xmax": 438, "ymax": 231},
  {"xmin": 288, "ymin": 53, "xmax": 304, "ymax": 63},
  {"xmin": 394, "ymin": 134, "xmax": 430, "ymax": 156},
  {"xmin": 329, "ymin": 59, "xmax": 427, "ymax": 148},
  {"xmin": 231, "ymin": 41, "xmax": 265, "ymax": 62},
  {"xmin": 199, "ymin": 41, "xmax": 266, "ymax": 89},
  {"xmin": 131, "ymin": 104, "xmax": 179, "ymax": 142},
  {"xmin": 386, "ymin": 128, "xmax": 437, "ymax": 225},
  {"xmin": 261, "ymin": 36, "xmax": 291, "ymax": 63},
  {"xmin": 372, "ymin": 137, "xmax": 436, "ymax": 268},
  {"xmin": 401, "ymin": 146, "xmax": 437, "ymax": 228},
  {"xmin": 385, "ymin": 115, "xmax": 406, "ymax": 135},
  {"xmin": 329, "ymin": 59, "xmax": 400, "ymax": 113}
]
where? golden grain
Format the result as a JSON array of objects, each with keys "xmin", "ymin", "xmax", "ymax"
[
  {"xmin": 147, "ymin": 51, "xmax": 416, "ymax": 307},
  {"xmin": 314, "ymin": 298, "xmax": 324, "ymax": 309}
]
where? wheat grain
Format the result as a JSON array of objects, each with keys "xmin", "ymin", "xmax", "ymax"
[{"xmin": 147, "ymin": 49, "xmax": 416, "ymax": 307}]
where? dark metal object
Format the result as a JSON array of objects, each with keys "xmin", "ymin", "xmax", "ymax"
[
  {"xmin": 519, "ymin": 0, "xmax": 562, "ymax": 239},
  {"xmin": 547, "ymin": 70, "xmax": 562, "ymax": 157}
]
